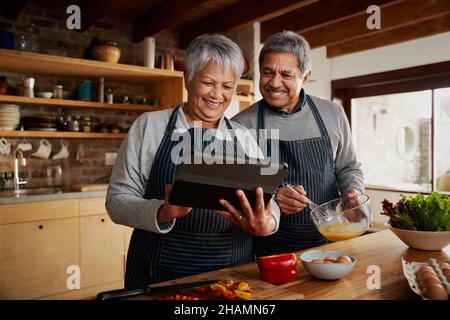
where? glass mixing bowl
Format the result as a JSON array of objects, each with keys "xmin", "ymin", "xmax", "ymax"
[{"xmin": 310, "ymin": 194, "xmax": 371, "ymax": 241}]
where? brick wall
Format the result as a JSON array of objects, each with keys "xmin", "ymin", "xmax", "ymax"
[{"xmin": 0, "ymin": 0, "xmax": 185, "ymax": 188}]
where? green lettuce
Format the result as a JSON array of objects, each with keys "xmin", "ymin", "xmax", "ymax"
[{"xmin": 381, "ymin": 192, "xmax": 450, "ymax": 231}]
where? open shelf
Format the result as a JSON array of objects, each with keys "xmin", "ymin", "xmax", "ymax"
[
  {"xmin": 0, "ymin": 49, "xmax": 183, "ymax": 85},
  {"xmin": 0, "ymin": 130, "xmax": 126, "ymax": 139},
  {"xmin": 0, "ymin": 95, "xmax": 161, "ymax": 112}
]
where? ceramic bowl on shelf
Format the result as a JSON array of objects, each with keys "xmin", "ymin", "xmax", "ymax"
[
  {"xmin": 36, "ymin": 92, "xmax": 53, "ymax": 99},
  {"xmin": 386, "ymin": 222, "xmax": 450, "ymax": 251},
  {"xmin": 300, "ymin": 250, "xmax": 356, "ymax": 280}
]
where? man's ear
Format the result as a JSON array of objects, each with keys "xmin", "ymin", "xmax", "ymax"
[{"xmin": 302, "ymin": 70, "xmax": 312, "ymax": 84}]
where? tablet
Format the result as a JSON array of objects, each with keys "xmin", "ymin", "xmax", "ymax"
[{"xmin": 168, "ymin": 153, "xmax": 288, "ymax": 211}]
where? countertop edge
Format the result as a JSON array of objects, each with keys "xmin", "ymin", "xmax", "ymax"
[{"xmin": 0, "ymin": 190, "xmax": 107, "ymax": 205}]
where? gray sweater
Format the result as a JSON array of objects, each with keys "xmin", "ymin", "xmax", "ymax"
[
  {"xmin": 106, "ymin": 105, "xmax": 280, "ymax": 234},
  {"xmin": 232, "ymin": 95, "xmax": 365, "ymax": 196}
]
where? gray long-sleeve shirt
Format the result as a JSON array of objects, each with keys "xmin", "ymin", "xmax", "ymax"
[
  {"xmin": 106, "ymin": 105, "xmax": 280, "ymax": 234},
  {"xmin": 232, "ymin": 94, "xmax": 365, "ymax": 196}
]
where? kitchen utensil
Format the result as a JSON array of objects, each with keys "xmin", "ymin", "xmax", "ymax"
[
  {"xmin": 36, "ymin": 91, "xmax": 53, "ymax": 99},
  {"xmin": 144, "ymin": 36, "xmax": 155, "ymax": 68},
  {"xmin": 52, "ymin": 141, "xmax": 69, "ymax": 160},
  {"xmin": 0, "ymin": 138, "xmax": 11, "ymax": 155},
  {"xmin": 311, "ymin": 195, "xmax": 371, "ymax": 241},
  {"xmin": 69, "ymin": 183, "xmax": 108, "ymax": 192},
  {"xmin": 97, "ymin": 279, "xmax": 220, "ymax": 300},
  {"xmin": 300, "ymin": 250, "xmax": 356, "ymax": 280},
  {"xmin": 386, "ymin": 222, "xmax": 450, "ymax": 251},
  {"xmin": 31, "ymin": 138, "xmax": 52, "ymax": 159},
  {"xmin": 281, "ymin": 182, "xmax": 329, "ymax": 219},
  {"xmin": 17, "ymin": 138, "xmax": 32, "ymax": 152},
  {"xmin": 23, "ymin": 77, "xmax": 35, "ymax": 97}
]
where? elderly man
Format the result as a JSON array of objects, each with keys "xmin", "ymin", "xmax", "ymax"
[
  {"xmin": 232, "ymin": 31, "xmax": 365, "ymax": 256},
  {"xmin": 107, "ymin": 34, "xmax": 280, "ymax": 288}
]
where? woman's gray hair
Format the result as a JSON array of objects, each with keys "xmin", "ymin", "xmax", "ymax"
[
  {"xmin": 259, "ymin": 31, "xmax": 311, "ymax": 75},
  {"xmin": 185, "ymin": 34, "xmax": 244, "ymax": 84}
]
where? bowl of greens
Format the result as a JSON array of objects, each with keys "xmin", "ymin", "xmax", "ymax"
[{"xmin": 382, "ymin": 192, "xmax": 450, "ymax": 251}]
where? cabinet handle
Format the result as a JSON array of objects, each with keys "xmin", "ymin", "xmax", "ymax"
[
  {"xmin": 101, "ymin": 218, "xmax": 105, "ymax": 222},
  {"xmin": 38, "ymin": 225, "xmax": 44, "ymax": 229}
]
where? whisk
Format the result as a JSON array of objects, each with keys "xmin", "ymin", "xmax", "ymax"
[{"xmin": 281, "ymin": 182, "xmax": 331, "ymax": 224}]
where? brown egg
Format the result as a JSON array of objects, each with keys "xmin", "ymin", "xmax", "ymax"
[
  {"xmin": 336, "ymin": 255, "xmax": 352, "ymax": 264},
  {"xmin": 442, "ymin": 268, "xmax": 450, "ymax": 277},
  {"xmin": 323, "ymin": 260, "xmax": 333, "ymax": 264},
  {"xmin": 420, "ymin": 276, "xmax": 442, "ymax": 289},
  {"xmin": 416, "ymin": 266, "xmax": 438, "ymax": 283},
  {"xmin": 417, "ymin": 271, "xmax": 440, "ymax": 285},
  {"xmin": 311, "ymin": 258, "xmax": 323, "ymax": 264},
  {"xmin": 440, "ymin": 263, "xmax": 450, "ymax": 270},
  {"xmin": 323, "ymin": 256, "xmax": 337, "ymax": 263},
  {"xmin": 422, "ymin": 283, "xmax": 448, "ymax": 300}
]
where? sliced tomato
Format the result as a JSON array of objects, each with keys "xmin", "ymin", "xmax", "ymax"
[{"xmin": 223, "ymin": 289, "xmax": 236, "ymax": 299}]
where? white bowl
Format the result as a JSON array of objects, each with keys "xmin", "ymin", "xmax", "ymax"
[
  {"xmin": 36, "ymin": 92, "xmax": 53, "ymax": 99},
  {"xmin": 386, "ymin": 223, "xmax": 450, "ymax": 251},
  {"xmin": 299, "ymin": 250, "xmax": 356, "ymax": 280}
]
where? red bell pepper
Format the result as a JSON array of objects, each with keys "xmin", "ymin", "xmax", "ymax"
[{"xmin": 257, "ymin": 253, "xmax": 298, "ymax": 285}]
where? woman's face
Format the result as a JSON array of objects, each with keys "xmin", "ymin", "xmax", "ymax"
[{"xmin": 184, "ymin": 62, "xmax": 236, "ymax": 128}]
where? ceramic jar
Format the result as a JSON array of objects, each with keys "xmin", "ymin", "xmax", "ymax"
[{"xmin": 91, "ymin": 40, "xmax": 121, "ymax": 64}]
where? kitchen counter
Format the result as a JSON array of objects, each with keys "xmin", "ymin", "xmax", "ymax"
[
  {"xmin": 0, "ymin": 189, "xmax": 107, "ymax": 205},
  {"xmin": 121, "ymin": 230, "xmax": 450, "ymax": 300}
]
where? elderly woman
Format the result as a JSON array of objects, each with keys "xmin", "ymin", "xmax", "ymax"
[{"xmin": 106, "ymin": 34, "xmax": 280, "ymax": 289}]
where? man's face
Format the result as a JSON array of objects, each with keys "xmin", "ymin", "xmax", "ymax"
[{"xmin": 259, "ymin": 51, "xmax": 310, "ymax": 113}]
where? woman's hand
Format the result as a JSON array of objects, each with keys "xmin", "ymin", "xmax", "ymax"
[
  {"xmin": 275, "ymin": 184, "xmax": 309, "ymax": 215},
  {"xmin": 216, "ymin": 187, "xmax": 276, "ymax": 236},
  {"xmin": 157, "ymin": 184, "xmax": 192, "ymax": 224}
]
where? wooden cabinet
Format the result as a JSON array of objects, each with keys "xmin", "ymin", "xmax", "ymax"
[
  {"xmin": 0, "ymin": 196, "xmax": 131, "ymax": 299},
  {"xmin": 0, "ymin": 217, "xmax": 79, "ymax": 299},
  {"xmin": 80, "ymin": 214, "xmax": 124, "ymax": 288}
]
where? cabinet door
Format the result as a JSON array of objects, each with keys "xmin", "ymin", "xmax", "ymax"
[
  {"xmin": 0, "ymin": 218, "xmax": 80, "ymax": 299},
  {"xmin": 80, "ymin": 214, "xmax": 124, "ymax": 288}
]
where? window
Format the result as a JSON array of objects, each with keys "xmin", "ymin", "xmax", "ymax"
[{"xmin": 332, "ymin": 61, "xmax": 450, "ymax": 194}]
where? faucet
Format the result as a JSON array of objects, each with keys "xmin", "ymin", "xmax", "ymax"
[{"xmin": 13, "ymin": 148, "xmax": 27, "ymax": 190}]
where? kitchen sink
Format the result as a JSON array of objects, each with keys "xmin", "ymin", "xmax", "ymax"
[{"xmin": 0, "ymin": 187, "xmax": 63, "ymax": 197}]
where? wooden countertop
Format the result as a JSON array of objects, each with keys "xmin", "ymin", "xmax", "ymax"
[{"xmin": 125, "ymin": 230, "xmax": 450, "ymax": 300}]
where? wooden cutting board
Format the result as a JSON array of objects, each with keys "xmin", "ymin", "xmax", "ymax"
[{"xmin": 69, "ymin": 183, "xmax": 109, "ymax": 192}]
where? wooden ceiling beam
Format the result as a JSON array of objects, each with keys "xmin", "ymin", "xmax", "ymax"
[
  {"xmin": 327, "ymin": 12, "xmax": 450, "ymax": 58},
  {"xmin": 0, "ymin": 0, "xmax": 28, "ymax": 20},
  {"xmin": 179, "ymin": 0, "xmax": 317, "ymax": 48},
  {"xmin": 260, "ymin": 0, "xmax": 394, "ymax": 43},
  {"xmin": 302, "ymin": 0, "xmax": 450, "ymax": 49},
  {"xmin": 133, "ymin": 0, "xmax": 210, "ymax": 43},
  {"xmin": 79, "ymin": 0, "xmax": 121, "ymax": 32}
]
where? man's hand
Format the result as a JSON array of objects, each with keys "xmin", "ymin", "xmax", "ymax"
[
  {"xmin": 216, "ymin": 187, "xmax": 276, "ymax": 236},
  {"xmin": 275, "ymin": 184, "xmax": 309, "ymax": 215},
  {"xmin": 343, "ymin": 188, "xmax": 369, "ymax": 223},
  {"xmin": 157, "ymin": 184, "xmax": 192, "ymax": 224}
]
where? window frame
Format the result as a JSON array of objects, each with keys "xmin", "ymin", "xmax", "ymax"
[{"xmin": 331, "ymin": 61, "xmax": 450, "ymax": 194}]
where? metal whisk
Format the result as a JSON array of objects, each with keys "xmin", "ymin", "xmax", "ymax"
[{"xmin": 281, "ymin": 182, "xmax": 331, "ymax": 224}]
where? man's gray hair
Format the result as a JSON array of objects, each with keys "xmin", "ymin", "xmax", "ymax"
[
  {"xmin": 259, "ymin": 31, "xmax": 311, "ymax": 75},
  {"xmin": 185, "ymin": 34, "xmax": 244, "ymax": 84}
]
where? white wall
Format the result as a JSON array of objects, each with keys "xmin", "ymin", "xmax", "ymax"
[
  {"xmin": 330, "ymin": 32, "xmax": 450, "ymax": 80},
  {"xmin": 305, "ymin": 47, "xmax": 331, "ymax": 99}
]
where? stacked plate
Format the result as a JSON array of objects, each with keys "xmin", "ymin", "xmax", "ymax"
[
  {"xmin": 21, "ymin": 115, "xmax": 57, "ymax": 131},
  {"xmin": 0, "ymin": 104, "xmax": 20, "ymax": 130}
]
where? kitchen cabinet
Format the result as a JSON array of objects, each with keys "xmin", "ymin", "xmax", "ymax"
[
  {"xmin": 80, "ymin": 214, "xmax": 124, "ymax": 288},
  {"xmin": 0, "ymin": 196, "xmax": 132, "ymax": 299},
  {"xmin": 0, "ymin": 217, "xmax": 80, "ymax": 300}
]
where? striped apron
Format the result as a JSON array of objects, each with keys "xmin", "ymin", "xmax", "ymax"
[
  {"xmin": 125, "ymin": 106, "xmax": 253, "ymax": 289},
  {"xmin": 254, "ymin": 95, "xmax": 340, "ymax": 256}
]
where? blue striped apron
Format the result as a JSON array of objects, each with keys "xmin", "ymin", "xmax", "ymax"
[
  {"xmin": 125, "ymin": 106, "xmax": 253, "ymax": 289},
  {"xmin": 254, "ymin": 95, "xmax": 340, "ymax": 256}
]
